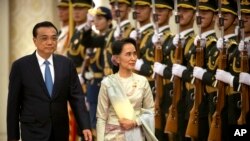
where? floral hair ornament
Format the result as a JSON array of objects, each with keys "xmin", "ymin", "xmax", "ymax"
[{"xmin": 111, "ymin": 55, "xmax": 119, "ymax": 66}]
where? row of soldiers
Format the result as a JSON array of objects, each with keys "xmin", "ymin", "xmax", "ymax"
[{"xmin": 56, "ymin": 0, "xmax": 250, "ymax": 141}]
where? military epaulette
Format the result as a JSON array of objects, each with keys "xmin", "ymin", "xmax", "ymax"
[
  {"xmin": 142, "ymin": 28, "xmax": 154, "ymax": 36},
  {"xmin": 227, "ymin": 39, "xmax": 237, "ymax": 47},
  {"xmin": 184, "ymin": 34, "xmax": 196, "ymax": 55},
  {"xmin": 122, "ymin": 24, "xmax": 134, "ymax": 38},
  {"xmin": 206, "ymin": 35, "xmax": 217, "ymax": 48},
  {"xmin": 162, "ymin": 30, "xmax": 173, "ymax": 41}
]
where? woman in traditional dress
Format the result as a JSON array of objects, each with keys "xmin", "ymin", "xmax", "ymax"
[{"xmin": 96, "ymin": 38, "xmax": 157, "ymax": 141}]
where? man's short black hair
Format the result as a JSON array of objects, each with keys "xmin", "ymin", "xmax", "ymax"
[{"xmin": 32, "ymin": 21, "xmax": 58, "ymax": 37}]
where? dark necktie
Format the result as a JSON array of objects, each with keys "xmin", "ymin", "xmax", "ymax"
[{"xmin": 44, "ymin": 60, "xmax": 53, "ymax": 96}]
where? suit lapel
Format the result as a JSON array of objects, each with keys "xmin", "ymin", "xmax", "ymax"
[
  {"xmin": 51, "ymin": 55, "xmax": 62, "ymax": 99},
  {"xmin": 30, "ymin": 52, "xmax": 51, "ymax": 99}
]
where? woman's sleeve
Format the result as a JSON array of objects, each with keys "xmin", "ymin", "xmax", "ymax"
[
  {"xmin": 96, "ymin": 82, "xmax": 109, "ymax": 141},
  {"xmin": 135, "ymin": 79, "xmax": 154, "ymax": 126}
]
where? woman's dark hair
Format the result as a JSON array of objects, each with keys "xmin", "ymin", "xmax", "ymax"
[
  {"xmin": 32, "ymin": 21, "xmax": 58, "ymax": 37},
  {"xmin": 111, "ymin": 38, "xmax": 137, "ymax": 73}
]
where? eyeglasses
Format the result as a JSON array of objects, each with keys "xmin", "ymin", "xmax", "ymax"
[{"xmin": 36, "ymin": 35, "xmax": 58, "ymax": 42}]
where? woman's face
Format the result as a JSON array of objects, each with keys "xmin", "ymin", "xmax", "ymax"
[
  {"xmin": 94, "ymin": 15, "xmax": 111, "ymax": 32},
  {"xmin": 116, "ymin": 43, "xmax": 137, "ymax": 71}
]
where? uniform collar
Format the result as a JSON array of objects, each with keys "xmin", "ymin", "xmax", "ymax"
[
  {"xmin": 120, "ymin": 20, "xmax": 130, "ymax": 28},
  {"xmin": 201, "ymin": 30, "xmax": 215, "ymax": 38},
  {"xmin": 58, "ymin": 25, "xmax": 69, "ymax": 39},
  {"xmin": 180, "ymin": 28, "xmax": 194, "ymax": 38},
  {"xmin": 158, "ymin": 25, "xmax": 170, "ymax": 33},
  {"xmin": 76, "ymin": 22, "xmax": 88, "ymax": 31},
  {"xmin": 139, "ymin": 23, "xmax": 153, "ymax": 33},
  {"xmin": 244, "ymin": 36, "xmax": 250, "ymax": 41},
  {"xmin": 224, "ymin": 33, "xmax": 236, "ymax": 40}
]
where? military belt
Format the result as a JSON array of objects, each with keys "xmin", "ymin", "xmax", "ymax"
[
  {"xmin": 93, "ymin": 72, "xmax": 103, "ymax": 78},
  {"xmin": 185, "ymin": 82, "xmax": 195, "ymax": 91},
  {"xmin": 205, "ymin": 85, "xmax": 217, "ymax": 94},
  {"xmin": 163, "ymin": 79, "xmax": 172, "ymax": 85},
  {"xmin": 226, "ymin": 86, "xmax": 239, "ymax": 95}
]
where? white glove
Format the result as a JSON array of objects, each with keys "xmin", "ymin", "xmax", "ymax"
[
  {"xmin": 84, "ymin": 71, "xmax": 94, "ymax": 80},
  {"xmin": 239, "ymin": 72, "xmax": 250, "ymax": 86},
  {"xmin": 172, "ymin": 64, "xmax": 187, "ymax": 77},
  {"xmin": 215, "ymin": 69, "xmax": 234, "ymax": 87},
  {"xmin": 151, "ymin": 32, "xmax": 163, "ymax": 44},
  {"xmin": 134, "ymin": 59, "xmax": 144, "ymax": 71},
  {"xmin": 129, "ymin": 30, "xmax": 137, "ymax": 40},
  {"xmin": 153, "ymin": 62, "xmax": 166, "ymax": 76},
  {"xmin": 193, "ymin": 66, "xmax": 207, "ymax": 80},
  {"xmin": 194, "ymin": 35, "xmax": 206, "ymax": 47},
  {"xmin": 78, "ymin": 73, "xmax": 84, "ymax": 84},
  {"xmin": 114, "ymin": 27, "xmax": 121, "ymax": 39},
  {"xmin": 84, "ymin": 14, "xmax": 94, "ymax": 31},
  {"xmin": 216, "ymin": 37, "xmax": 224, "ymax": 49},
  {"xmin": 173, "ymin": 34, "xmax": 185, "ymax": 47},
  {"xmin": 238, "ymin": 40, "xmax": 245, "ymax": 51},
  {"xmin": 172, "ymin": 34, "xmax": 180, "ymax": 47}
]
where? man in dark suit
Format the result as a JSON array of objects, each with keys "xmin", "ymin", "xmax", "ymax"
[{"xmin": 7, "ymin": 21, "xmax": 92, "ymax": 141}]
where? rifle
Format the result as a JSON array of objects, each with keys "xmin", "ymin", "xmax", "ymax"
[
  {"xmin": 185, "ymin": 0, "xmax": 203, "ymax": 139},
  {"xmin": 236, "ymin": 0, "xmax": 249, "ymax": 125},
  {"xmin": 81, "ymin": 49, "xmax": 91, "ymax": 94},
  {"xmin": 165, "ymin": 0, "xmax": 182, "ymax": 134},
  {"xmin": 151, "ymin": 0, "xmax": 163, "ymax": 130},
  {"xmin": 237, "ymin": 45, "xmax": 250, "ymax": 125},
  {"xmin": 208, "ymin": 1, "xmax": 226, "ymax": 140},
  {"xmin": 132, "ymin": 0, "xmax": 141, "ymax": 58}
]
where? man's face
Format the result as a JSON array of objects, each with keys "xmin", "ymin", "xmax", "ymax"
[
  {"xmin": 135, "ymin": 5, "xmax": 151, "ymax": 23},
  {"xmin": 179, "ymin": 7, "xmax": 195, "ymax": 26},
  {"xmin": 73, "ymin": 7, "xmax": 89, "ymax": 24},
  {"xmin": 155, "ymin": 8, "xmax": 172, "ymax": 27},
  {"xmin": 242, "ymin": 13, "xmax": 250, "ymax": 34},
  {"xmin": 33, "ymin": 27, "xmax": 58, "ymax": 59},
  {"xmin": 111, "ymin": 3, "xmax": 131, "ymax": 21},
  {"xmin": 57, "ymin": 6, "xmax": 69, "ymax": 23},
  {"xmin": 221, "ymin": 12, "xmax": 237, "ymax": 31},
  {"xmin": 199, "ymin": 10, "xmax": 215, "ymax": 29}
]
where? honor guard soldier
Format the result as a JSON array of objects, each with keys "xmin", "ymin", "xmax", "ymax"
[
  {"xmin": 216, "ymin": 0, "xmax": 250, "ymax": 126},
  {"xmin": 110, "ymin": 0, "xmax": 134, "ymax": 40},
  {"xmin": 210, "ymin": 0, "xmax": 238, "ymax": 140},
  {"xmin": 84, "ymin": 6, "xmax": 113, "ymax": 140},
  {"xmin": 57, "ymin": 1, "xmax": 80, "ymax": 141},
  {"xmin": 214, "ymin": 0, "xmax": 239, "ymax": 122},
  {"xmin": 56, "ymin": 0, "xmax": 70, "ymax": 56},
  {"xmin": 66, "ymin": 0, "xmax": 92, "ymax": 140},
  {"xmin": 167, "ymin": 0, "xmax": 196, "ymax": 140},
  {"xmin": 148, "ymin": 0, "xmax": 174, "ymax": 140},
  {"xmin": 237, "ymin": 0, "xmax": 250, "ymax": 88},
  {"xmin": 237, "ymin": 0, "xmax": 250, "ymax": 124},
  {"xmin": 67, "ymin": 0, "xmax": 92, "ymax": 74},
  {"xmin": 192, "ymin": 0, "xmax": 219, "ymax": 126},
  {"xmin": 185, "ymin": 0, "xmax": 218, "ymax": 140},
  {"xmin": 130, "ymin": 0, "xmax": 154, "ymax": 87},
  {"xmin": 102, "ymin": 0, "xmax": 133, "ymax": 76}
]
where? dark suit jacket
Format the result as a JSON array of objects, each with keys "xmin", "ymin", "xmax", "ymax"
[{"xmin": 7, "ymin": 51, "xmax": 90, "ymax": 141}]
